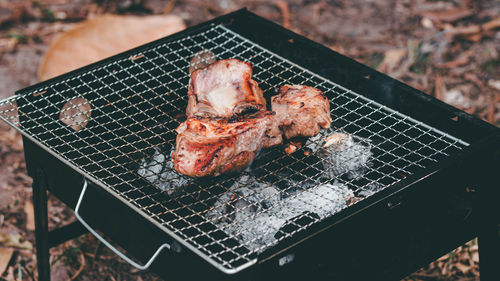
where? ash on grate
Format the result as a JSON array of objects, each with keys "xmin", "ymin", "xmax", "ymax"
[
  {"xmin": 306, "ymin": 131, "xmax": 373, "ymax": 180},
  {"xmin": 356, "ymin": 182, "xmax": 384, "ymax": 197},
  {"xmin": 274, "ymin": 183, "xmax": 353, "ymax": 219},
  {"xmin": 137, "ymin": 148, "xmax": 191, "ymax": 195},
  {"xmin": 206, "ymin": 173, "xmax": 353, "ymax": 252},
  {"xmin": 206, "ymin": 173, "xmax": 281, "ymax": 224}
]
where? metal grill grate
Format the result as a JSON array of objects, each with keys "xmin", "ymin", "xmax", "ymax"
[{"xmin": 0, "ymin": 24, "xmax": 469, "ymax": 273}]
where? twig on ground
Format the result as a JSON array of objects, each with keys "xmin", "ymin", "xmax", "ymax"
[
  {"xmin": 275, "ymin": 0, "xmax": 291, "ymax": 29},
  {"xmin": 463, "ymin": 73, "xmax": 484, "ymax": 89},
  {"xmin": 162, "ymin": 0, "xmax": 178, "ymax": 14},
  {"xmin": 21, "ymin": 262, "xmax": 36, "ymax": 281},
  {"xmin": 69, "ymin": 250, "xmax": 85, "ymax": 281},
  {"xmin": 446, "ymin": 17, "xmax": 500, "ymax": 39},
  {"xmin": 434, "ymin": 74, "xmax": 443, "ymax": 100},
  {"xmin": 488, "ymin": 94, "xmax": 500, "ymax": 125}
]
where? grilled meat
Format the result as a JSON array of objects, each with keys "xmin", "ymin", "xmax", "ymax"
[
  {"xmin": 172, "ymin": 111, "xmax": 278, "ymax": 177},
  {"xmin": 174, "ymin": 59, "xmax": 332, "ymax": 178},
  {"xmin": 271, "ymin": 85, "xmax": 332, "ymax": 139},
  {"xmin": 186, "ymin": 59, "xmax": 266, "ymax": 118}
]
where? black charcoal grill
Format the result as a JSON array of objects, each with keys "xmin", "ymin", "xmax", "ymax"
[{"xmin": 0, "ymin": 9, "xmax": 499, "ymax": 281}]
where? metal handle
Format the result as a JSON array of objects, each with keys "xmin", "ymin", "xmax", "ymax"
[{"xmin": 75, "ymin": 179, "xmax": 170, "ymax": 270}]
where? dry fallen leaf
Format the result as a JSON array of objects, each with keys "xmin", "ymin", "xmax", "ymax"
[
  {"xmin": 0, "ymin": 247, "xmax": 14, "ymax": 277},
  {"xmin": 0, "ymin": 233, "xmax": 33, "ymax": 250},
  {"xmin": 0, "ymin": 38, "xmax": 18, "ymax": 54},
  {"xmin": 24, "ymin": 201, "xmax": 35, "ymax": 231},
  {"xmin": 434, "ymin": 74, "xmax": 444, "ymax": 101},
  {"xmin": 377, "ymin": 49, "xmax": 407, "ymax": 73},
  {"xmin": 471, "ymin": 249, "xmax": 479, "ymax": 263},
  {"xmin": 38, "ymin": 14, "xmax": 185, "ymax": 81},
  {"xmin": 421, "ymin": 8, "xmax": 474, "ymax": 23},
  {"xmin": 437, "ymin": 56, "xmax": 469, "ymax": 68},
  {"xmin": 454, "ymin": 262, "xmax": 472, "ymax": 274},
  {"xmin": 488, "ymin": 80, "xmax": 500, "ymax": 91},
  {"xmin": 5, "ymin": 265, "xmax": 14, "ymax": 281},
  {"xmin": 445, "ymin": 17, "xmax": 500, "ymax": 40},
  {"xmin": 275, "ymin": 0, "xmax": 291, "ymax": 29}
]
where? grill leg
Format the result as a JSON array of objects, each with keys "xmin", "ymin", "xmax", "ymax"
[
  {"xmin": 478, "ymin": 223, "xmax": 500, "ymax": 281},
  {"xmin": 32, "ymin": 179, "xmax": 51, "ymax": 281}
]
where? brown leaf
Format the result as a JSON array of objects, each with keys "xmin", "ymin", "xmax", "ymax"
[
  {"xmin": 0, "ymin": 1, "xmax": 26, "ymax": 26},
  {"xmin": 24, "ymin": 201, "xmax": 35, "ymax": 231},
  {"xmin": 488, "ymin": 80, "xmax": 500, "ymax": 91},
  {"xmin": 275, "ymin": 0, "xmax": 291, "ymax": 29},
  {"xmin": 434, "ymin": 74, "xmax": 444, "ymax": 100},
  {"xmin": 454, "ymin": 262, "xmax": 472, "ymax": 274},
  {"xmin": 69, "ymin": 250, "xmax": 86, "ymax": 281},
  {"xmin": 471, "ymin": 250, "xmax": 479, "ymax": 263},
  {"xmin": 421, "ymin": 8, "xmax": 474, "ymax": 23},
  {"xmin": 437, "ymin": 56, "xmax": 469, "ymax": 68},
  {"xmin": 38, "ymin": 14, "xmax": 185, "ymax": 81},
  {"xmin": 483, "ymin": 18, "xmax": 500, "ymax": 31},
  {"xmin": 0, "ymin": 247, "xmax": 14, "ymax": 276},
  {"xmin": 446, "ymin": 17, "xmax": 500, "ymax": 39},
  {"xmin": 0, "ymin": 38, "xmax": 18, "ymax": 54},
  {"xmin": 377, "ymin": 49, "xmax": 407, "ymax": 73},
  {"xmin": 464, "ymin": 73, "xmax": 484, "ymax": 89},
  {"xmin": 0, "ymin": 233, "xmax": 33, "ymax": 250}
]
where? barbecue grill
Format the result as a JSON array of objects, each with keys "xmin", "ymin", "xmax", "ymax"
[{"xmin": 0, "ymin": 9, "xmax": 499, "ymax": 281}]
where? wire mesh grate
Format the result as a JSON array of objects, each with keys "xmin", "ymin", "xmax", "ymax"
[{"xmin": 0, "ymin": 24, "xmax": 468, "ymax": 273}]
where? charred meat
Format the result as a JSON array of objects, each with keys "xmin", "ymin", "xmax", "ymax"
[
  {"xmin": 172, "ymin": 112, "xmax": 278, "ymax": 177},
  {"xmin": 186, "ymin": 59, "xmax": 266, "ymax": 118},
  {"xmin": 272, "ymin": 85, "xmax": 332, "ymax": 139}
]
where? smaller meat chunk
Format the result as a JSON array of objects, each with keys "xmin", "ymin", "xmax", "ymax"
[
  {"xmin": 172, "ymin": 111, "xmax": 278, "ymax": 177},
  {"xmin": 271, "ymin": 85, "xmax": 332, "ymax": 139},
  {"xmin": 187, "ymin": 59, "xmax": 266, "ymax": 118}
]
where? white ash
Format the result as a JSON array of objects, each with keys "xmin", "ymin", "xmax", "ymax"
[
  {"xmin": 206, "ymin": 173, "xmax": 353, "ymax": 252},
  {"xmin": 274, "ymin": 183, "xmax": 353, "ymax": 219},
  {"xmin": 356, "ymin": 182, "xmax": 384, "ymax": 197},
  {"xmin": 306, "ymin": 131, "xmax": 372, "ymax": 180},
  {"xmin": 137, "ymin": 148, "xmax": 191, "ymax": 194},
  {"xmin": 222, "ymin": 213, "xmax": 286, "ymax": 253},
  {"xmin": 229, "ymin": 173, "xmax": 282, "ymax": 208},
  {"xmin": 206, "ymin": 173, "xmax": 281, "ymax": 225}
]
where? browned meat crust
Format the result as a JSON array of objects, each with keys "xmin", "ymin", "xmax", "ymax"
[
  {"xmin": 172, "ymin": 112, "xmax": 277, "ymax": 177},
  {"xmin": 271, "ymin": 85, "xmax": 332, "ymax": 139}
]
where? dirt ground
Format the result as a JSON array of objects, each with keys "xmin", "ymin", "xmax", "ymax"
[{"xmin": 0, "ymin": 0, "xmax": 499, "ymax": 280}]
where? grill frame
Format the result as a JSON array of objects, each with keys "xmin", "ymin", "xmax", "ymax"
[
  {"xmin": 2, "ymin": 9, "xmax": 499, "ymax": 280},
  {"xmin": 0, "ymin": 15, "xmax": 470, "ymax": 272}
]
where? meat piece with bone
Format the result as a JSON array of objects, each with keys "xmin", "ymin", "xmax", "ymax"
[
  {"xmin": 172, "ymin": 111, "xmax": 279, "ymax": 177},
  {"xmin": 272, "ymin": 85, "xmax": 332, "ymax": 139},
  {"xmin": 174, "ymin": 59, "xmax": 331, "ymax": 177},
  {"xmin": 187, "ymin": 58, "xmax": 266, "ymax": 118}
]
